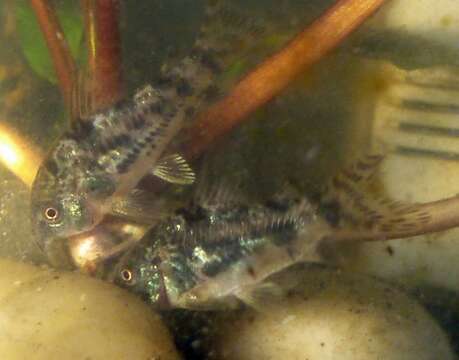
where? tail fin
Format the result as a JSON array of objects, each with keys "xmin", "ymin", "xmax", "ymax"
[
  {"xmin": 320, "ymin": 154, "xmax": 387, "ymax": 230},
  {"xmin": 318, "ymin": 154, "xmax": 454, "ymax": 242}
]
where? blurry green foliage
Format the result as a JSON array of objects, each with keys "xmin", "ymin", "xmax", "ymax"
[
  {"xmin": 222, "ymin": 33, "xmax": 290, "ymax": 85},
  {"xmin": 15, "ymin": 1, "xmax": 83, "ymax": 83},
  {"xmin": 222, "ymin": 59, "xmax": 248, "ymax": 82}
]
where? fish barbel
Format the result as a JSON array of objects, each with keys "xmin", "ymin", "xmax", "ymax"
[{"xmin": 30, "ymin": 1, "xmax": 269, "ymax": 252}]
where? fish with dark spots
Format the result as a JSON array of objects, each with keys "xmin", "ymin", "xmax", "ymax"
[
  {"xmin": 109, "ymin": 153, "xmax": 443, "ymax": 310},
  {"xmin": 111, "ymin": 195, "xmax": 330, "ymax": 310},
  {"xmin": 30, "ymin": 0, "xmax": 274, "ymax": 254}
]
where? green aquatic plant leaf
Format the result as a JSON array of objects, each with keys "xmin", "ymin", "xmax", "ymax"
[
  {"xmin": 223, "ymin": 59, "xmax": 248, "ymax": 81},
  {"xmin": 15, "ymin": 1, "xmax": 83, "ymax": 83},
  {"xmin": 222, "ymin": 33, "xmax": 290, "ymax": 83}
]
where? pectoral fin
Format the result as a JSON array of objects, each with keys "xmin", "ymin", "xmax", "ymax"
[
  {"xmin": 110, "ymin": 189, "xmax": 175, "ymax": 224},
  {"xmin": 235, "ymin": 281, "xmax": 285, "ymax": 312},
  {"xmin": 152, "ymin": 154, "xmax": 195, "ymax": 185}
]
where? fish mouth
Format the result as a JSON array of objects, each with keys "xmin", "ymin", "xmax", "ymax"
[
  {"xmin": 38, "ymin": 235, "xmax": 75, "ymax": 269},
  {"xmin": 41, "ymin": 218, "xmax": 111, "ymax": 268},
  {"xmin": 66, "ymin": 226, "xmax": 122, "ymax": 273}
]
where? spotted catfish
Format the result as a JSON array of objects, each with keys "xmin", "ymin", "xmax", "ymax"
[
  {"xmin": 111, "ymin": 155, "xmax": 434, "ymax": 310},
  {"xmin": 30, "ymin": 1, "xmax": 269, "ymax": 252},
  {"xmin": 111, "ymin": 194, "xmax": 329, "ymax": 309}
]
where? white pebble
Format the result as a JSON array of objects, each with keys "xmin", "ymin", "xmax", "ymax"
[
  {"xmin": 215, "ymin": 265, "xmax": 454, "ymax": 360},
  {"xmin": 0, "ymin": 259, "xmax": 181, "ymax": 360}
]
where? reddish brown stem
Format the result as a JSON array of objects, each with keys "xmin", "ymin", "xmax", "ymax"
[
  {"xmin": 140, "ymin": 0, "xmax": 387, "ymax": 192},
  {"xmin": 81, "ymin": 0, "xmax": 123, "ymax": 110},
  {"xmin": 30, "ymin": 0, "xmax": 76, "ymax": 109},
  {"xmin": 179, "ymin": 0, "xmax": 387, "ymax": 160}
]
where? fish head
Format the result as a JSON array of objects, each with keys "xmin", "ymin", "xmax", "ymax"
[
  {"xmin": 115, "ymin": 253, "xmax": 171, "ymax": 309},
  {"xmin": 30, "ymin": 158, "xmax": 104, "ymax": 252}
]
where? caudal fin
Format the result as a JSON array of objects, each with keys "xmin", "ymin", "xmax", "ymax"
[{"xmin": 318, "ymin": 154, "xmax": 449, "ymax": 243}]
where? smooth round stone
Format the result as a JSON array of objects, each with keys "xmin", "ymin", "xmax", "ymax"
[
  {"xmin": 0, "ymin": 259, "xmax": 181, "ymax": 360},
  {"xmin": 215, "ymin": 265, "xmax": 454, "ymax": 360}
]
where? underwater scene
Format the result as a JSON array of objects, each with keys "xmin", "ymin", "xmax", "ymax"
[{"xmin": 1, "ymin": 0, "xmax": 459, "ymax": 358}]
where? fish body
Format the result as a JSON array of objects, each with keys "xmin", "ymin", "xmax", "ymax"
[
  {"xmin": 30, "ymin": 1, "xmax": 271, "ymax": 251},
  {"xmin": 31, "ymin": 81, "xmax": 196, "ymax": 249},
  {"xmin": 113, "ymin": 197, "xmax": 331, "ymax": 310},
  {"xmin": 111, "ymin": 153, "xmax": 436, "ymax": 310},
  {"xmin": 31, "ymin": 87, "xmax": 158, "ymax": 232}
]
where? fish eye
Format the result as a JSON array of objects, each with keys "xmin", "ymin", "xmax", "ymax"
[
  {"xmin": 44, "ymin": 207, "xmax": 59, "ymax": 221},
  {"xmin": 120, "ymin": 269, "xmax": 134, "ymax": 283}
]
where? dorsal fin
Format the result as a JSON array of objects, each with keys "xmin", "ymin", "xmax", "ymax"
[
  {"xmin": 109, "ymin": 189, "xmax": 174, "ymax": 224},
  {"xmin": 192, "ymin": 160, "xmax": 248, "ymax": 210}
]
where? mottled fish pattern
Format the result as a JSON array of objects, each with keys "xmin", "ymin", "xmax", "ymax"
[
  {"xmin": 30, "ymin": 1, "xmax": 270, "ymax": 251},
  {"xmin": 112, "ymin": 154, "xmax": 435, "ymax": 310},
  {"xmin": 112, "ymin": 196, "xmax": 330, "ymax": 310}
]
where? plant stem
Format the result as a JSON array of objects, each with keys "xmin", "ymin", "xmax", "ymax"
[
  {"xmin": 81, "ymin": 0, "xmax": 123, "ymax": 111},
  {"xmin": 30, "ymin": 0, "xmax": 76, "ymax": 109},
  {"xmin": 179, "ymin": 0, "xmax": 387, "ymax": 160}
]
